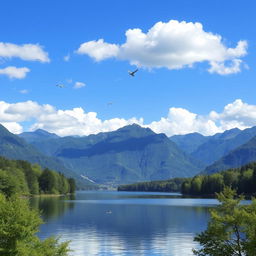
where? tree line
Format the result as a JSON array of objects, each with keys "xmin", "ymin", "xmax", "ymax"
[
  {"xmin": 117, "ymin": 178, "xmax": 185, "ymax": 192},
  {"xmin": 0, "ymin": 156, "xmax": 75, "ymax": 197},
  {"xmin": 118, "ymin": 161, "xmax": 256, "ymax": 197},
  {"xmin": 182, "ymin": 162, "xmax": 256, "ymax": 196}
]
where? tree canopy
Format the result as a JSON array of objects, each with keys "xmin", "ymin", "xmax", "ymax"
[
  {"xmin": 0, "ymin": 194, "xmax": 70, "ymax": 256},
  {"xmin": 0, "ymin": 157, "xmax": 75, "ymax": 197},
  {"xmin": 193, "ymin": 187, "xmax": 256, "ymax": 256},
  {"xmin": 182, "ymin": 162, "xmax": 256, "ymax": 196}
]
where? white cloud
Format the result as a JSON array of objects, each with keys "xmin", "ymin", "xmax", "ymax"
[
  {"xmin": 77, "ymin": 39, "xmax": 119, "ymax": 61},
  {"xmin": 0, "ymin": 66, "xmax": 30, "ymax": 79},
  {"xmin": 0, "ymin": 42, "xmax": 50, "ymax": 62},
  {"xmin": 74, "ymin": 81, "xmax": 86, "ymax": 89},
  {"xmin": 19, "ymin": 89, "xmax": 29, "ymax": 94},
  {"xmin": 77, "ymin": 20, "xmax": 248, "ymax": 75},
  {"xmin": 1, "ymin": 99, "xmax": 256, "ymax": 137},
  {"xmin": 147, "ymin": 99, "xmax": 256, "ymax": 136},
  {"xmin": 209, "ymin": 99, "xmax": 256, "ymax": 130},
  {"xmin": 30, "ymin": 107, "xmax": 143, "ymax": 136},
  {"xmin": 148, "ymin": 108, "xmax": 220, "ymax": 136},
  {"xmin": 0, "ymin": 101, "xmax": 142, "ymax": 136},
  {"xmin": 208, "ymin": 59, "xmax": 242, "ymax": 75},
  {"xmin": 0, "ymin": 101, "xmax": 54, "ymax": 122},
  {"xmin": 1, "ymin": 122, "xmax": 23, "ymax": 134}
]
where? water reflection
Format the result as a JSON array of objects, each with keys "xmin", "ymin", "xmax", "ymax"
[
  {"xmin": 36, "ymin": 191, "xmax": 215, "ymax": 256},
  {"xmin": 30, "ymin": 194, "xmax": 75, "ymax": 221}
]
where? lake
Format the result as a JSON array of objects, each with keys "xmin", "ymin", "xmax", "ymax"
[{"xmin": 30, "ymin": 191, "xmax": 218, "ymax": 256}]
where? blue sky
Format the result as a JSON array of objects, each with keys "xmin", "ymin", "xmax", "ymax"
[{"xmin": 0, "ymin": 0, "xmax": 256, "ymax": 136}]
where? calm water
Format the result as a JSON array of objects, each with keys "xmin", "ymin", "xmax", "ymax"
[{"xmin": 30, "ymin": 191, "xmax": 219, "ymax": 256}]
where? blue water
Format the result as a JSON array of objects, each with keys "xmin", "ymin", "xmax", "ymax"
[{"xmin": 33, "ymin": 191, "xmax": 218, "ymax": 256}]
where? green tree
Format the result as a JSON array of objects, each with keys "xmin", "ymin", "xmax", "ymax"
[
  {"xmin": 253, "ymin": 167, "xmax": 256, "ymax": 193},
  {"xmin": 68, "ymin": 178, "xmax": 76, "ymax": 194},
  {"xmin": 39, "ymin": 169, "xmax": 58, "ymax": 194},
  {"xmin": 0, "ymin": 170, "xmax": 19, "ymax": 197},
  {"xmin": 223, "ymin": 170, "xmax": 239, "ymax": 188},
  {"xmin": 238, "ymin": 169, "xmax": 253, "ymax": 194},
  {"xmin": 193, "ymin": 187, "xmax": 256, "ymax": 256},
  {"xmin": 190, "ymin": 176, "xmax": 203, "ymax": 195},
  {"xmin": 0, "ymin": 194, "xmax": 70, "ymax": 256}
]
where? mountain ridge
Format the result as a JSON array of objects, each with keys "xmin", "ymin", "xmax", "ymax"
[{"xmin": 19, "ymin": 124, "xmax": 203, "ymax": 185}]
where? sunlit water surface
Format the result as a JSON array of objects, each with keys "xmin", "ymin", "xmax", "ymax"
[{"xmin": 30, "ymin": 191, "xmax": 219, "ymax": 256}]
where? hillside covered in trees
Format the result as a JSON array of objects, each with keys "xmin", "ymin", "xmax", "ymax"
[
  {"xmin": 0, "ymin": 156, "xmax": 75, "ymax": 197},
  {"xmin": 118, "ymin": 161, "xmax": 256, "ymax": 197}
]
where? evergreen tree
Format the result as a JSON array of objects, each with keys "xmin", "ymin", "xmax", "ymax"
[
  {"xmin": 193, "ymin": 187, "xmax": 256, "ymax": 256},
  {"xmin": 39, "ymin": 169, "xmax": 58, "ymax": 194},
  {"xmin": 68, "ymin": 178, "xmax": 76, "ymax": 194}
]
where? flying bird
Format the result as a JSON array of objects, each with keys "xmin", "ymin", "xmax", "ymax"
[
  {"xmin": 128, "ymin": 69, "xmax": 138, "ymax": 77},
  {"xmin": 107, "ymin": 102, "xmax": 113, "ymax": 106},
  {"xmin": 56, "ymin": 84, "xmax": 65, "ymax": 88}
]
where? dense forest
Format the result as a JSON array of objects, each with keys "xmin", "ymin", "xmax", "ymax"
[
  {"xmin": 118, "ymin": 161, "xmax": 256, "ymax": 196},
  {"xmin": 118, "ymin": 178, "xmax": 185, "ymax": 192},
  {"xmin": 181, "ymin": 162, "xmax": 256, "ymax": 196},
  {"xmin": 0, "ymin": 156, "xmax": 74, "ymax": 255},
  {"xmin": 0, "ymin": 156, "xmax": 75, "ymax": 197}
]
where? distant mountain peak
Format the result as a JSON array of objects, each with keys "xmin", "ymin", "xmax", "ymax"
[
  {"xmin": 118, "ymin": 123, "xmax": 143, "ymax": 130},
  {"xmin": 18, "ymin": 128, "xmax": 59, "ymax": 143},
  {"xmin": 34, "ymin": 129, "xmax": 57, "ymax": 136},
  {"xmin": 217, "ymin": 127, "xmax": 241, "ymax": 140},
  {"xmin": 117, "ymin": 123, "xmax": 150, "ymax": 131},
  {"xmin": 115, "ymin": 124, "xmax": 155, "ymax": 138}
]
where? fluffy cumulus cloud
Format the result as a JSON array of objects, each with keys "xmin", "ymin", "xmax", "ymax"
[
  {"xmin": 74, "ymin": 81, "xmax": 86, "ymax": 89},
  {"xmin": 0, "ymin": 66, "xmax": 30, "ymax": 79},
  {"xmin": 0, "ymin": 42, "xmax": 49, "ymax": 62},
  {"xmin": 1, "ymin": 99, "xmax": 256, "ymax": 136},
  {"xmin": 0, "ymin": 42, "xmax": 50, "ymax": 79},
  {"xmin": 209, "ymin": 99, "xmax": 256, "ymax": 130},
  {"xmin": 77, "ymin": 39, "xmax": 119, "ymax": 61},
  {"xmin": 148, "ymin": 108, "xmax": 220, "ymax": 136},
  {"xmin": 0, "ymin": 122, "xmax": 23, "ymax": 134},
  {"xmin": 77, "ymin": 20, "xmax": 248, "ymax": 75},
  {"xmin": 0, "ymin": 100, "xmax": 143, "ymax": 136}
]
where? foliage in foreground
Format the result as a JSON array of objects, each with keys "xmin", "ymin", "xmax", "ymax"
[
  {"xmin": 193, "ymin": 187, "xmax": 256, "ymax": 256},
  {"xmin": 0, "ymin": 194, "xmax": 70, "ymax": 256}
]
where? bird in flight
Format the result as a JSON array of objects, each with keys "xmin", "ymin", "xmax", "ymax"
[
  {"xmin": 56, "ymin": 84, "xmax": 65, "ymax": 88},
  {"xmin": 128, "ymin": 69, "xmax": 138, "ymax": 77}
]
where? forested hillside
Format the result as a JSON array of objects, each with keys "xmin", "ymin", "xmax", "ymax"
[
  {"xmin": 0, "ymin": 156, "xmax": 75, "ymax": 197},
  {"xmin": 119, "ymin": 162, "xmax": 256, "ymax": 197}
]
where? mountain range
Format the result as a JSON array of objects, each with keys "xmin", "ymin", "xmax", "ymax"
[
  {"xmin": 171, "ymin": 127, "xmax": 256, "ymax": 165},
  {"xmin": 20, "ymin": 124, "xmax": 202, "ymax": 185},
  {"xmin": 205, "ymin": 136, "xmax": 256, "ymax": 174},
  {"xmin": 1, "ymin": 122, "xmax": 256, "ymax": 186},
  {"xmin": 0, "ymin": 124, "xmax": 95, "ymax": 189}
]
